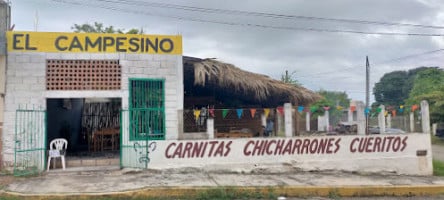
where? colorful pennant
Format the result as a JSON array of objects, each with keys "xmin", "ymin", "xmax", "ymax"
[
  {"xmin": 264, "ymin": 108, "xmax": 270, "ymax": 118},
  {"xmin": 222, "ymin": 109, "xmax": 229, "ymax": 119},
  {"xmin": 236, "ymin": 109, "xmax": 243, "ymax": 119},
  {"xmin": 250, "ymin": 109, "xmax": 256, "ymax": 118},
  {"xmin": 276, "ymin": 106, "xmax": 284, "ymax": 115},
  {"xmin": 298, "ymin": 106, "xmax": 304, "ymax": 113},
  {"xmin": 193, "ymin": 109, "xmax": 201, "ymax": 121},
  {"xmin": 209, "ymin": 108, "xmax": 215, "ymax": 117}
]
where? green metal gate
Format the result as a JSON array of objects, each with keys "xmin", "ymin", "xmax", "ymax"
[
  {"xmin": 120, "ymin": 78, "xmax": 165, "ymax": 169},
  {"xmin": 14, "ymin": 106, "xmax": 46, "ymax": 176}
]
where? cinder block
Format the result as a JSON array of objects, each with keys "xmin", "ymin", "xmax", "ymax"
[
  {"xmin": 31, "ymin": 55, "xmax": 46, "ymax": 63},
  {"xmin": 75, "ymin": 53, "xmax": 92, "ymax": 60},
  {"xmin": 16, "ymin": 55, "xmax": 31, "ymax": 63},
  {"xmin": 125, "ymin": 54, "xmax": 140, "ymax": 61},
  {"xmin": 46, "ymin": 53, "xmax": 62, "ymax": 59}
]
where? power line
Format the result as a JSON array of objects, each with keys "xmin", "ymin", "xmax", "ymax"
[
  {"xmin": 52, "ymin": 0, "xmax": 444, "ymax": 37},
  {"xmin": 85, "ymin": 0, "xmax": 444, "ymax": 30},
  {"xmin": 297, "ymin": 48, "xmax": 444, "ymax": 78}
]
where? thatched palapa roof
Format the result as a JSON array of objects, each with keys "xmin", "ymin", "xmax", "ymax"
[{"xmin": 183, "ymin": 56, "xmax": 321, "ymax": 107}]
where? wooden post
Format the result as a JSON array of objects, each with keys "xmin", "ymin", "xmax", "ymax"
[{"xmin": 387, "ymin": 114, "xmax": 392, "ymax": 128}]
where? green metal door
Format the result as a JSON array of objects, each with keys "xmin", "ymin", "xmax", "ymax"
[
  {"xmin": 14, "ymin": 106, "xmax": 47, "ymax": 176},
  {"xmin": 120, "ymin": 79, "xmax": 165, "ymax": 169}
]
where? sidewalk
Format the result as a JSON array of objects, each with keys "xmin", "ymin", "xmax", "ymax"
[{"xmin": 2, "ymin": 164, "xmax": 444, "ymax": 199}]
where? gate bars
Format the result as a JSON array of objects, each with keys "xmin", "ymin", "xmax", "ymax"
[{"xmin": 14, "ymin": 105, "xmax": 46, "ymax": 176}]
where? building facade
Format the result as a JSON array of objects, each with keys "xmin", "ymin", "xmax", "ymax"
[{"xmin": 2, "ymin": 31, "xmax": 183, "ymax": 170}]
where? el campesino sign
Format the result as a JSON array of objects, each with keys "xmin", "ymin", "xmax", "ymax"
[{"xmin": 6, "ymin": 31, "xmax": 182, "ymax": 54}]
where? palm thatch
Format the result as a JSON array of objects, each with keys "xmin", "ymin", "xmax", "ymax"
[{"xmin": 183, "ymin": 56, "xmax": 321, "ymax": 107}]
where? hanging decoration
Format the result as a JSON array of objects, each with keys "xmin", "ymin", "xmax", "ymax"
[
  {"xmin": 310, "ymin": 106, "xmax": 317, "ymax": 113},
  {"xmin": 364, "ymin": 108, "xmax": 370, "ymax": 115},
  {"xmin": 411, "ymin": 104, "xmax": 418, "ymax": 112},
  {"xmin": 276, "ymin": 106, "xmax": 284, "ymax": 116},
  {"xmin": 250, "ymin": 109, "xmax": 256, "ymax": 118},
  {"xmin": 384, "ymin": 111, "xmax": 388, "ymax": 117},
  {"xmin": 222, "ymin": 109, "xmax": 229, "ymax": 119},
  {"xmin": 298, "ymin": 106, "xmax": 304, "ymax": 113},
  {"xmin": 397, "ymin": 105, "xmax": 404, "ymax": 113},
  {"xmin": 193, "ymin": 109, "xmax": 201, "ymax": 122},
  {"xmin": 336, "ymin": 105, "xmax": 343, "ymax": 111},
  {"xmin": 236, "ymin": 109, "xmax": 243, "ymax": 119},
  {"xmin": 392, "ymin": 110, "xmax": 397, "ymax": 117},
  {"xmin": 264, "ymin": 108, "xmax": 270, "ymax": 118},
  {"xmin": 350, "ymin": 106, "xmax": 356, "ymax": 112},
  {"xmin": 323, "ymin": 106, "xmax": 330, "ymax": 111},
  {"xmin": 209, "ymin": 108, "xmax": 215, "ymax": 118},
  {"xmin": 376, "ymin": 107, "xmax": 382, "ymax": 113}
]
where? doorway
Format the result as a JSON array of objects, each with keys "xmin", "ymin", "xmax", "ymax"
[{"xmin": 46, "ymin": 98, "xmax": 121, "ymax": 167}]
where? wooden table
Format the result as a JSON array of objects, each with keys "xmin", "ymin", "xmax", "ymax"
[{"xmin": 93, "ymin": 128, "xmax": 120, "ymax": 152}]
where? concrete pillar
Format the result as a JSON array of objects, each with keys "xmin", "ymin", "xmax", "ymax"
[
  {"xmin": 421, "ymin": 100, "xmax": 430, "ymax": 134},
  {"xmin": 277, "ymin": 111, "xmax": 284, "ymax": 137},
  {"xmin": 317, "ymin": 115, "xmax": 324, "ymax": 132},
  {"xmin": 410, "ymin": 112, "xmax": 415, "ymax": 133},
  {"xmin": 206, "ymin": 118, "xmax": 214, "ymax": 139},
  {"xmin": 306, "ymin": 112, "xmax": 310, "ymax": 132},
  {"xmin": 356, "ymin": 102, "xmax": 365, "ymax": 135},
  {"xmin": 284, "ymin": 103, "xmax": 292, "ymax": 137},
  {"xmin": 387, "ymin": 114, "xmax": 392, "ymax": 129},
  {"xmin": 378, "ymin": 105, "xmax": 386, "ymax": 134}
]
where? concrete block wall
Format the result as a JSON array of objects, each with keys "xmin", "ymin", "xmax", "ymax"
[{"xmin": 2, "ymin": 52, "xmax": 183, "ymax": 164}]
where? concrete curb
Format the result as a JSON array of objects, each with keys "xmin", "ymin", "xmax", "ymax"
[{"xmin": 2, "ymin": 185, "xmax": 444, "ymax": 199}]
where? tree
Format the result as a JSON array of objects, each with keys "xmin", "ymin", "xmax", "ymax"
[
  {"xmin": 373, "ymin": 67, "xmax": 432, "ymax": 106},
  {"xmin": 281, "ymin": 70, "xmax": 300, "ymax": 86},
  {"xmin": 406, "ymin": 68, "xmax": 444, "ymax": 122},
  {"xmin": 311, "ymin": 90, "xmax": 350, "ymax": 125},
  {"xmin": 71, "ymin": 22, "xmax": 143, "ymax": 34}
]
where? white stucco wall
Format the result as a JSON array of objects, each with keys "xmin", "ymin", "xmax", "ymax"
[
  {"xmin": 124, "ymin": 133, "xmax": 432, "ymax": 175},
  {"xmin": 2, "ymin": 51, "xmax": 182, "ymax": 164}
]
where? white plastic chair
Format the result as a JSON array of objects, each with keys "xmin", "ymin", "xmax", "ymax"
[{"xmin": 47, "ymin": 138, "xmax": 68, "ymax": 171}]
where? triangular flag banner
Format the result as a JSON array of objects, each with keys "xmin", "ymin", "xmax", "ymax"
[
  {"xmin": 392, "ymin": 110, "xmax": 397, "ymax": 117},
  {"xmin": 209, "ymin": 108, "xmax": 215, "ymax": 118},
  {"xmin": 222, "ymin": 109, "xmax": 229, "ymax": 119},
  {"xmin": 400, "ymin": 105, "xmax": 404, "ymax": 109},
  {"xmin": 411, "ymin": 104, "xmax": 418, "ymax": 112},
  {"xmin": 236, "ymin": 109, "xmax": 243, "ymax": 119},
  {"xmin": 336, "ymin": 105, "xmax": 343, "ymax": 111},
  {"xmin": 323, "ymin": 106, "xmax": 330, "ymax": 111},
  {"xmin": 277, "ymin": 106, "xmax": 284, "ymax": 115},
  {"xmin": 398, "ymin": 108, "xmax": 404, "ymax": 113},
  {"xmin": 310, "ymin": 106, "xmax": 317, "ymax": 113},
  {"xmin": 350, "ymin": 106, "xmax": 356, "ymax": 112},
  {"xmin": 384, "ymin": 111, "xmax": 388, "ymax": 117},
  {"xmin": 376, "ymin": 107, "xmax": 382, "ymax": 113},
  {"xmin": 250, "ymin": 109, "xmax": 256, "ymax": 118},
  {"xmin": 264, "ymin": 108, "xmax": 270, "ymax": 118},
  {"xmin": 193, "ymin": 109, "xmax": 201, "ymax": 121},
  {"xmin": 364, "ymin": 108, "xmax": 370, "ymax": 115},
  {"xmin": 298, "ymin": 106, "xmax": 304, "ymax": 113}
]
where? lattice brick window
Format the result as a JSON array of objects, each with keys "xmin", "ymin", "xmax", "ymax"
[{"xmin": 46, "ymin": 60, "xmax": 121, "ymax": 90}]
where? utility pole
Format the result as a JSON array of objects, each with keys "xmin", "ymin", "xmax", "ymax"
[{"xmin": 365, "ymin": 56, "xmax": 370, "ymax": 135}]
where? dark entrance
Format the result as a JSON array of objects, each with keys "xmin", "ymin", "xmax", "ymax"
[{"xmin": 46, "ymin": 98, "xmax": 121, "ymax": 166}]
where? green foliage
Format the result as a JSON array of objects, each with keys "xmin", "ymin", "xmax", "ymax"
[
  {"xmin": 311, "ymin": 90, "xmax": 350, "ymax": 124},
  {"xmin": 406, "ymin": 68, "xmax": 444, "ymax": 123},
  {"xmin": 373, "ymin": 67, "xmax": 431, "ymax": 106},
  {"xmin": 281, "ymin": 70, "xmax": 300, "ymax": 86},
  {"xmin": 71, "ymin": 22, "xmax": 143, "ymax": 34}
]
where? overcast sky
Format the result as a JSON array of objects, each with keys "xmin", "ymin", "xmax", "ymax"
[{"xmin": 8, "ymin": 0, "xmax": 444, "ymax": 104}]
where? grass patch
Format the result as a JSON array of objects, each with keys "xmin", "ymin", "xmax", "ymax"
[
  {"xmin": 431, "ymin": 135, "xmax": 444, "ymax": 145},
  {"xmin": 433, "ymin": 159, "xmax": 444, "ymax": 176}
]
